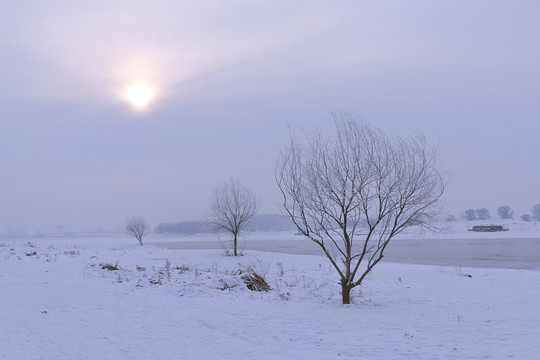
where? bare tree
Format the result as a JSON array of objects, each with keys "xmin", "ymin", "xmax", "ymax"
[
  {"xmin": 275, "ymin": 110, "xmax": 445, "ymax": 304},
  {"xmin": 463, "ymin": 209, "xmax": 477, "ymax": 221},
  {"xmin": 497, "ymin": 206, "xmax": 513, "ymax": 219},
  {"xmin": 475, "ymin": 208, "xmax": 490, "ymax": 220},
  {"xmin": 208, "ymin": 179, "xmax": 260, "ymax": 256},
  {"xmin": 126, "ymin": 216, "xmax": 151, "ymax": 246},
  {"xmin": 532, "ymin": 204, "xmax": 540, "ymax": 221}
]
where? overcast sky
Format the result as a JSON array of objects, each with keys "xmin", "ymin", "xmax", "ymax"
[{"xmin": 1, "ymin": 1, "xmax": 539, "ymax": 233}]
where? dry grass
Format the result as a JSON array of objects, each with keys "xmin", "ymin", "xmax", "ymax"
[
  {"xmin": 100, "ymin": 263, "xmax": 119, "ymax": 271},
  {"xmin": 241, "ymin": 270, "xmax": 271, "ymax": 292}
]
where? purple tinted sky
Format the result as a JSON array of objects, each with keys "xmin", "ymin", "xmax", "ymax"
[{"xmin": 1, "ymin": 1, "xmax": 539, "ymax": 233}]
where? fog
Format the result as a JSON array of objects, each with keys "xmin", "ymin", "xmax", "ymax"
[{"xmin": 1, "ymin": 1, "xmax": 539, "ymax": 233}]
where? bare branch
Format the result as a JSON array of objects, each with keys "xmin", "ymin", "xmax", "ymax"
[
  {"xmin": 126, "ymin": 216, "xmax": 151, "ymax": 246},
  {"xmin": 275, "ymin": 110, "xmax": 446, "ymax": 304},
  {"xmin": 207, "ymin": 178, "xmax": 261, "ymax": 256}
]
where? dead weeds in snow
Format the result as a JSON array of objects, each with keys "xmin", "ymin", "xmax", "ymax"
[
  {"xmin": 100, "ymin": 263, "xmax": 120, "ymax": 271},
  {"xmin": 242, "ymin": 270, "xmax": 271, "ymax": 292}
]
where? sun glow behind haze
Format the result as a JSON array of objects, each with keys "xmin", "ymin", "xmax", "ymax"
[{"xmin": 125, "ymin": 84, "xmax": 154, "ymax": 109}]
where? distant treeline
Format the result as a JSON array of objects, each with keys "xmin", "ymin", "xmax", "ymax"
[
  {"xmin": 154, "ymin": 214, "xmax": 297, "ymax": 235},
  {"xmin": 153, "ymin": 221, "xmax": 211, "ymax": 235}
]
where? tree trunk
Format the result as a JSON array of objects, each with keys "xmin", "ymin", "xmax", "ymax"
[
  {"xmin": 234, "ymin": 233, "xmax": 238, "ymax": 256},
  {"xmin": 341, "ymin": 282, "xmax": 352, "ymax": 304}
]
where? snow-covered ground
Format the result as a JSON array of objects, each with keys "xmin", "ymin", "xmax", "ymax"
[{"xmin": 1, "ymin": 233, "xmax": 539, "ymax": 359}]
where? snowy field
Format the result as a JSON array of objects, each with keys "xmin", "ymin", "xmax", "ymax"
[{"xmin": 1, "ymin": 229, "xmax": 539, "ymax": 359}]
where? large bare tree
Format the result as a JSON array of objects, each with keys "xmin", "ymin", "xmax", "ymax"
[
  {"xmin": 275, "ymin": 110, "xmax": 445, "ymax": 304},
  {"xmin": 208, "ymin": 179, "xmax": 260, "ymax": 256},
  {"xmin": 126, "ymin": 216, "xmax": 151, "ymax": 246}
]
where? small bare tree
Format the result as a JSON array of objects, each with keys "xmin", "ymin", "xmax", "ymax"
[
  {"xmin": 475, "ymin": 208, "xmax": 490, "ymax": 220},
  {"xmin": 463, "ymin": 209, "xmax": 477, "ymax": 221},
  {"xmin": 497, "ymin": 206, "xmax": 513, "ymax": 219},
  {"xmin": 275, "ymin": 110, "xmax": 445, "ymax": 304},
  {"xmin": 208, "ymin": 179, "xmax": 260, "ymax": 256},
  {"xmin": 126, "ymin": 216, "xmax": 151, "ymax": 246},
  {"xmin": 532, "ymin": 204, "xmax": 540, "ymax": 221}
]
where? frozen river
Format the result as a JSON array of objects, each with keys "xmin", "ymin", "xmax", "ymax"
[{"xmin": 154, "ymin": 237, "xmax": 540, "ymax": 270}]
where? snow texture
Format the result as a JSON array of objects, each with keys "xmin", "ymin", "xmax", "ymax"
[{"xmin": 1, "ymin": 235, "xmax": 539, "ymax": 359}]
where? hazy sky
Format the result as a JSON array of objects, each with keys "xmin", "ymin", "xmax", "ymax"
[{"xmin": 1, "ymin": 1, "xmax": 539, "ymax": 233}]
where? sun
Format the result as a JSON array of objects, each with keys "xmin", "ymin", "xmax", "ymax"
[{"xmin": 125, "ymin": 84, "xmax": 154, "ymax": 109}]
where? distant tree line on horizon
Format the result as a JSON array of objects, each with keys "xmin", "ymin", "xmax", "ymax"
[
  {"xmin": 153, "ymin": 214, "xmax": 297, "ymax": 235},
  {"xmin": 445, "ymin": 204, "xmax": 540, "ymax": 222},
  {"xmin": 154, "ymin": 221, "xmax": 212, "ymax": 235}
]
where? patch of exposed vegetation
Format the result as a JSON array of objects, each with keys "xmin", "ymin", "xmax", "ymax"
[
  {"xmin": 100, "ymin": 263, "xmax": 119, "ymax": 271},
  {"xmin": 242, "ymin": 270, "xmax": 271, "ymax": 292}
]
